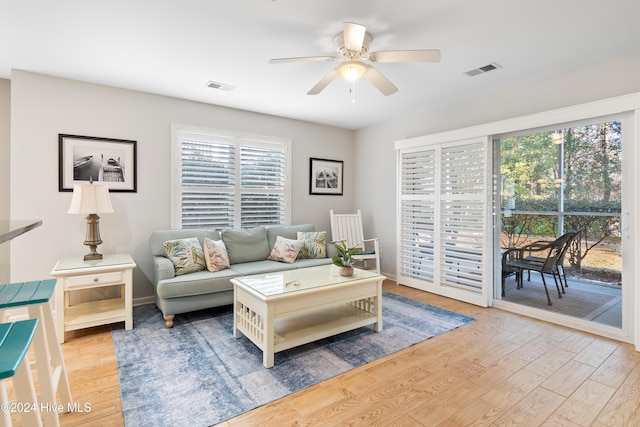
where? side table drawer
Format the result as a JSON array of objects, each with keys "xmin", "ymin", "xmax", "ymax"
[{"xmin": 66, "ymin": 271, "xmax": 124, "ymax": 289}]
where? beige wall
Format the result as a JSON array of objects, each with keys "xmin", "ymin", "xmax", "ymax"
[{"xmin": 9, "ymin": 71, "xmax": 353, "ymax": 300}]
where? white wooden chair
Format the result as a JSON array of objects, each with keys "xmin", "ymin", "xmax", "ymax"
[{"xmin": 330, "ymin": 209, "xmax": 380, "ymax": 273}]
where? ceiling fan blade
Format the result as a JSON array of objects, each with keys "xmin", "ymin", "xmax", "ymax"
[
  {"xmin": 343, "ymin": 22, "xmax": 366, "ymax": 52},
  {"xmin": 369, "ymin": 49, "xmax": 441, "ymax": 63},
  {"xmin": 363, "ymin": 65, "xmax": 398, "ymax": 96},
  {"xmin": 307, "ymin": 68, "xmax": 340, "ymax": 95},
  {"xmin": 269, "ymin": 56, "xmax": 340, "ymax": 64}
]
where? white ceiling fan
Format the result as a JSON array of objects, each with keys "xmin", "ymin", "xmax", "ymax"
[{"xmin": 269, "ymin": 22, "xmax": 441, "ymax": 96}]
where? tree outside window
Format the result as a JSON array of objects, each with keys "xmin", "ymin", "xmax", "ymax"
[{"xmin": 500, "ymin": 120, "xmax": 621, "ymax": 284}]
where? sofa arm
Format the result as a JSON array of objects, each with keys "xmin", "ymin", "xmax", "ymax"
[{"xmin": 152, "ymin": 256, "xmax": 176, "ymax": 284}]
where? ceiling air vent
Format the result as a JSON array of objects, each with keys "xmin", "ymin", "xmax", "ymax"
[
  {"xmin": 464, "ymin": 62, "xmax": 501, "ymax": 77},
  {"xmin": 206, "ymin": 81, "xmax": 236, "ymax": 91}
]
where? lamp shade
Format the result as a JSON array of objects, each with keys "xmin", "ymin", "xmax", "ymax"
[{"xmin": 67, "ymin": 182, "xmax": 114, "ymax": 214}]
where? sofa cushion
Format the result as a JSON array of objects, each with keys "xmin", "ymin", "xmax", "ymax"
[
  {"xmin": 156, "ymin": 269, "xmax": 239, "ymax": 299},
  {"xmin": 297, "ymin": 231, "xmax": 327, "ymax": 259},
  {"xmin": 203, "ymin": 238, "xmax": 230, "ymax": 272},
  {"xmin": 266, "ymin": 224, "xmax": 316, "ymax": 251},
  {"xmin": 221, "ymin": 226, "xmax": 270, "ymax": 264},
  {"xmin": 163, "ymin": 237, "xmax": 206, "ymax": 276},
  {"xmin": 268, "ymin": 236, "xmax": 303, "ymax": 263}
]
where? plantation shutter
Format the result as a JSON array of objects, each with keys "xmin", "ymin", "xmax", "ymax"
[
  {"xmin": 399, "ymin": 149, "xmax": 437, "ymax": 281},
  {"xmin": 239, "ymin": 142, "xmax": 286, "ymax": 228},
  {"xmin": 439, "ymin": 142, "xmax": 485, "ymax": 293},
  {"xmin": 397, "ymin": 137, "xmax": 491, "ymax": 307},
  {"xmin": 181, "ymin": 137, "xmax": 236, "ymax": 229},
  {"xmin": 177, "ymin": 131, "xmax": 289, "ymax": 229}
]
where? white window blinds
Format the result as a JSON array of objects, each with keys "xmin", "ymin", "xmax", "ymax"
[
  {"xmin": 175, "ymin": 128, "xmax": 289, "ymax": 229},
  {"xmin": 399, "ymin": 149, "xmax": 437, "ymax": 281},
  {"xmin": 239, "ymin": 144, "xmax": 286, "ymax": 228},
  {"xmin": 439, "ymin": 143, "xmax": 485, "ymax": 292},
  {"xmin": 397, "ymin": 137, "xmax": 490, "ymax": 307}
]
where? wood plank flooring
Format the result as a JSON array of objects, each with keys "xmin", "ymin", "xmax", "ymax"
[{"xmin": 9, "ymin": 281, "xmax": 637, "ymax": 426}]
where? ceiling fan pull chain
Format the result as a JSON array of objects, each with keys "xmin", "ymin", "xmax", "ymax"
[{"xmin": 351, "ymin": 81, "xmax": 356, "ymax": 103}]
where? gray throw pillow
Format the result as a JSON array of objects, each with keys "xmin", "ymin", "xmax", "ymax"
[{"xmin": 221, "ymin": 226, "xmax": 269, "ymax": 264}]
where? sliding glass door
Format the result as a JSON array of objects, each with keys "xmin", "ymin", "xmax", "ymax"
[{"xmin": 495, "ymin": 116, "xmax": 626, "ymax": 332}]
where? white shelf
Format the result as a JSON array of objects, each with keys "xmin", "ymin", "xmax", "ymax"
[
  {"xmin": 64, "ymin": 298, "xmax": 125, "ymax": 331},
  {"xmin": 273, "ymin": 304, "xmax": 377, "ymax": 352}
]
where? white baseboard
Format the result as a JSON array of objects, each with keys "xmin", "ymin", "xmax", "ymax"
[{"xmin": 133, "ymin": 295, "xmax": 156, "ymax": 307}]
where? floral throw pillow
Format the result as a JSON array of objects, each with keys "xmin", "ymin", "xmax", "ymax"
[
  {"xmin": 296, "ymin": 231, "xmax": 327, "ymax": 259},
  {"xmin": 203, "ymin": 238, "xmax": 231, "ymax": 272},
  {"xmin": 163, "ymin": 237, "xmax": 206, "ymax": 276},
  {"xmin": 268, "ymin": 236, "xmax": 303, "ymax": 263}
]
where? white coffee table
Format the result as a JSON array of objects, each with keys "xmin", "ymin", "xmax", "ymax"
[{"xmin": 231, "ymin": 264, "xmax": 385, "ymax": 368}]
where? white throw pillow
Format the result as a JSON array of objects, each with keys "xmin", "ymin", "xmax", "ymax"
[
  {"xmin": 203, "ymin": 238, "xmax": 231, "ymax": 272},
  {"xmin": 268, "ymin": 236, "xmax": 303, "ymax": 263}
]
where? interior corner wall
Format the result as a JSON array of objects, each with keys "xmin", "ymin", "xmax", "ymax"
[
  {"xmin": 9, "ymin": 70, "xmax": 354, "ymax": 300},
  {"xmin": 0, "ymin": 78, "xmax": 10, "ymax": 283},
  {"xmin": 353, "ymin": 50, "xmax": 640, "ymax": 279}
]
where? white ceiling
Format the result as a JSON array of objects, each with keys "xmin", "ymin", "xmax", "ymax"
[{"xmin": 2, "ymin": 0, "xmax": 640, "ymax": 130}]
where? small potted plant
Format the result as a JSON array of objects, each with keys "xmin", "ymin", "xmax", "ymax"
[{"xmin": 332, "ymin": 240, "xmax": 361, "ymax": 276}]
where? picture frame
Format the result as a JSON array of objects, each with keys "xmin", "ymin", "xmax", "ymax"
[
  {"xmin": 309, "ymin": 157, "xmax": 343, "ymax": 195},
  {"xmin": 58, "ymin": 134, "xmax": 137, "ymax": 192}
]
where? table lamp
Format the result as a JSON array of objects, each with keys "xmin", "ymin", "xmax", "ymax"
[{"xmin": 67, "ymin": 178, "xmax": 114, "ymax": 260}]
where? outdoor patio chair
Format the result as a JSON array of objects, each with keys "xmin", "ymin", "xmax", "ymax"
[
  {"xmin": 501, "ymin": 247, "xmax": 520, "ymax": 297},
  {"xmin": 506, "ymin": 233, "xmax": 572, "ymax": 305},
  {"xmin": 522, "ymin": 228, "xmax": 584, "ymax": 289},
  {"xmin": 330, "ymin": 209, "xmax": 380, "ymax": 273}
]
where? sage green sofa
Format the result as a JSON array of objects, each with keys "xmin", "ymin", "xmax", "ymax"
[{"xmin": 149, "ymin": 224, "xmax": 333, "ymax": 327}]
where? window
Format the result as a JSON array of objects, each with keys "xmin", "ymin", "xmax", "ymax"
[
  {"xmin": 499, "ymin": 119, "xmax": 622, "ymax": 290},
  {"xmin": 172, "ymin": 126, "xmax": 291, "ymax": 229}
]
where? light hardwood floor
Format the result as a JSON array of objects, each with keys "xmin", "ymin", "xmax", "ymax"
[{"xmin": 15, "ymin": 281, "xmax": 638, "ymax": 426}]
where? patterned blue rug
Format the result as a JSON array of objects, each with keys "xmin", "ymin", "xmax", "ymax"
[{"xmin": 112, "ymin": 292, "xmax": 474, "ymax": 426}]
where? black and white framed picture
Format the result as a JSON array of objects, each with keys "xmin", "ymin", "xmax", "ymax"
[
  {"xmin": 309, "ymin": 157, "xmax": 343, "ymax": 195},
  {"xmin": 58, "ymin": 134, "xmax": 137, "ymax": 192}
]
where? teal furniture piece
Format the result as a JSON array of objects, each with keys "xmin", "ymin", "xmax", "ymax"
[
  {"xmin": 0, "ymin": 280, "xmax": 72, "ymax": 426},
  {"xmin": 0, "ymin": 319, "xmax": 42, "ymax": 427}
]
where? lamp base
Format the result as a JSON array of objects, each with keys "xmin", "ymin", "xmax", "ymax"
[
  {"xmin": 84, "ymin": 245, "xmax": 103, "ymax": 261},
  {"xmin": 83, "ymin": 214, "xmax": 104, "ymax": 261}
]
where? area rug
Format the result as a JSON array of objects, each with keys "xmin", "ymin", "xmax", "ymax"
[{"xmin": 112, "ymin": 292, "xmax": 475, "ymax": 427}]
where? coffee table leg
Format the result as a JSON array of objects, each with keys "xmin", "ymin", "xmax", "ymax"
[
  {"xmin": 263, "ymin": 310, "xmax": 275, "ymax": 368},
  {"xmin": 374, "ymin": 281, "xmax": 383, "ymax": 332},
  {"xmin": 232, "ymin": 286, "xmax": 242, "ymax": 339}
]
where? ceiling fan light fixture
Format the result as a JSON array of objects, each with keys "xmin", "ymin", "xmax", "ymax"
[{"xmin": 338, "ymin": 61, "xmax": 367, "ymax": 82}]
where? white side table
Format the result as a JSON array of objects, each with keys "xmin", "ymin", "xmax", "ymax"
[{"xmin": 51, "ymin": 254, "xmax": 136, "ymax": 343}]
